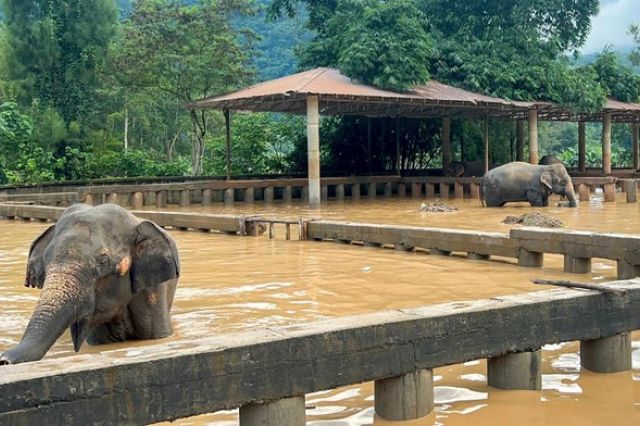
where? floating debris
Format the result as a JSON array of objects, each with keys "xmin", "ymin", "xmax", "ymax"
[
  {"xmin": 420, "ymin": 202, "xmax": 458, "ymax": 213},
  {"xmin": 502, "ymin": 212, "xmax": 563, "ymax": 228}
]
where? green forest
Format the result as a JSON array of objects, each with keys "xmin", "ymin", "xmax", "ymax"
[{"xmin": 0, "ymin": 0, "xmax": 639, "ymax": 185}]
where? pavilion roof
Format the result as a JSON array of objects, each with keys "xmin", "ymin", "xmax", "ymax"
[{"xmin": 187, "ymin": 67, "xmax": 640, "ymax": 123}]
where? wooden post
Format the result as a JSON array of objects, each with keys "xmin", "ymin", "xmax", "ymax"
[
  {"xmin": 224, "ymin": 109, "xmax": 231, "ymax": 180},
  {"xmin": 307, "ymin": 96, "xmax": 321, "ymax": 208},
  {"xmin": 483, "ymin": 116, "xmax": 489, "ymax": 174},
  {"xmin": 633, "ymin": 122, "xmax": 639, "ymax": 170},
  {"xmin": 442, "ymin": 116, "xmax": 451, "ymax": 171},
  {"xmin": 516, "ymin": 119, "xmax": 525, "ymax": 162},
  {"xmin": 528, "ymin": 109, "xmax": 539, "ymax": 165},
  {"xmin": 395, "ymin": 116, "xmax": 401, "ymax": 174},
  {"xmin": 578, "ymin": 121, "xmax": 586, "ymax": 172},
  {"xmin": 602, "ymin": 113, "xmax": 612, "ymax": 174}
]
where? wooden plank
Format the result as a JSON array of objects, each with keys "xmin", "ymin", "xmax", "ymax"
[{"xmin": 1, "ymin": 282, "xmax": 639, "ymax": 425}]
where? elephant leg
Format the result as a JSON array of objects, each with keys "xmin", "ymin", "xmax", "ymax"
[
  {"xmin": 127, "ymin": 278, "xmax": 178, "ymax": 340},
  {"xmin": 527, "ymin": 191, "xmax": 546, "ymax": 207},
  {"xmin": 87, "ymin": 314, "xmax": 134, "ymax": 345}
]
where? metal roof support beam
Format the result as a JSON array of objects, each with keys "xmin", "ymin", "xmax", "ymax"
[
  {"xmin": 528, "ymin": 110, "xmax": 539, "ymax": 165},
  {"xmin": 602, "ymin": 113, "xmax": 612, "ymax": 174},
  {"xmin": 307, "ymin": 96, "xmax": 321, "ymax": 208}
]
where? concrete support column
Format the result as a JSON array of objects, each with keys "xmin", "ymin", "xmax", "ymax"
[
  {"xmin": 488, "ymin": 350, "xmax": 541, "ymax": 390},
  {"xmin": 384, "ymin": 182, "xmax": 392, "ymax": 198},
  {"xmin": 106, "ymin": 192, "xmax": 118, "ymax": 204},
  {"xmin": 411, "ymin": 183, "xmax": 422, "ymax": 199},
  {"xmin": 581, "ymin": 332, "xmax": 631, "ymax": 373},
  {"xmin": 374, "ymin": 369, "xmax": 434, "ymax": 421},
  {"xmin": 439, "ymin": 183, "xmax": 450, "ymax": 199},
  {"xmin": 528, "ymin": 109, "xmax": 539, "ymax": 165},
  {"xmin": 578, "ymin": 184, "xmax": 590, "ymax": 202},
  {"xmin": 604, "ymin": 183, "xmax": 616, "ymax": 202},
  {"xmin": 602, "ymin": 113, "xmax": 612, "ymax": 174},
  {"xmin": 617, "ymin": 260, "xmax": 640, "ymax": 279},
  {"xmin": 84, "ymin": 193, "xmax": 94, "ymax": 206},
  {"xmin": 336, "ymin": 184, "xmax": 345, "ymax": 201},
  {"xmin": 633, "ymin": 122, "xmax": 639, "ymax": 170},
  {"xmin": 264, "ymin": 187, "xmax": 274, "ymax": 204},
  {"xmin": 224, "ymin": 188, "xmax": 234, "ymax": 205},
  {"xmin": 454, "ymin": 183, "xmax": 464, "ymax": 199},
  {"xmin": 283, "ymin": 186, "xmax": 292, "ymax": 203},
  {"xmin": 307, "ymin": 95, "xmax": 321, "ymax": 208},
  {"xmin": 426, "ymin": 183, "xmax": 435, "ymax": 199},
  {"xmin": 239, "ymin": 395, "xmax": 305, "ymax": 426},
  {"xmin": 368, "ymin": 182, "xmax": 377, "ymax": 199},
  {"xmin": 352, "ymin": 184, "xmax": 361, "ymax": 200},
  {"xmin": 470, "ymin": 183, "xmax": 481, "ymax": 199},
  {"xmin": 180, "ymin": 190, "xmax": 190, "ymax": 207},
  {"xmin": 201, "ymin": 189, "xmax": 212, "ymax": 206},
  {"xmin": 578, "ymin": 121, "xmax": 586, "ymax": 172},
  {"xmin": 244, "ymin": 187, "xmax": 254, "ymax": 204},
  {"xmin": 518, "ymin": 249, "xmax": 543, "ymax": 267},
  {"xmin": 516, "ymin": 119, "xmax": 525, "ymax": 162},
  {"xmin": 442, "ymin": 116, "xmax": 451, "ymax": 171},
  {"xmin": 156, "ymin": 190, "xmax": 167, "ymax": 208},
  {"xmin": 397, "ymin": 183, "xmax": 406, "ymax": 198},
  {"xmin": 563, "ymin": 255, "xmax": 591, "ymax": 274},
  {"xmin": 625, "ymin": 180, "xmax": 637, "ymax": 203},
  {"xmin": 131, "ymin": 192, "xmax": 143, "ymax": 210}
]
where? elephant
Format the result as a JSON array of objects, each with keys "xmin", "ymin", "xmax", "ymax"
[
  {"xmin": 481, "ymin": 161, "xmax": 577, "ymax": 207},
  {"xmin": 0, "ymin": 203, "xmax": 180, "ymax": 365},
  {"xmin": 538, "ymin": 155, "xmax": 563, "ymax": 166},
  {"xmin": 446, "ymin": 160, "xmax": 488, "ymax": 177}
]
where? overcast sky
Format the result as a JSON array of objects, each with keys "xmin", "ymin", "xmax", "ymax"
[{"xmin": 582, "ymin": 0, "xmax": 640, "ymax": 53}]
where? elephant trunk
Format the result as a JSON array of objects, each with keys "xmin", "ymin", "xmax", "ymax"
[{"xmin": 0, "ymin": 268, "xmax": 90, "ymax": 365}]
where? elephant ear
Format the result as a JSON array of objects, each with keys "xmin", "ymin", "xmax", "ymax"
[
  {"xmin": 131, "ymin": 221, "xmax": 180, "ymax": 294},
  {"xmin": 25, "ymin": 225, "xmax": 56, "ymax": 288},
  {"xmin": 540, "ymin": 170, "xmax": 553, "ymax": 190}
]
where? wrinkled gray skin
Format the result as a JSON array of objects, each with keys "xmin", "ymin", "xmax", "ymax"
[
  {"xmin": 0, "ymin": 203, "xmax": 180, "ymax": 365},
  {"xmin": 446, "ymin": 160, "xmax": 490, "ymax": 177},
  {"xmin": 538, "ymin": 155, "xmax": 563, "ymax": 166},
  {"xmin": 481, "ymin": 162, "xmax": 577, "ymax": 207}
]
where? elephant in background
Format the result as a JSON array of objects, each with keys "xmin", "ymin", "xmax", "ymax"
[
  {"xmin": 446, "ymin": 160, "xmax": 490, "ymax": 177},
  {"xmin": 481, "ymin": 162, "xmax": 577, "ymax": 207},
  {"xmin": 538, "ymin": 155, "xmax": 563, "ymax": 166},
  {"xmin": 0, "ymin": 203, "xmax": 180, "ymax": 365}
]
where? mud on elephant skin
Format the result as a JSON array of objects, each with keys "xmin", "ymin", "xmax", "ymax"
[
  {"xmin": 0, "ymin": 203, "xmax": 180, "ymax": 365},
  {"xmin": 481, "ymin": 162, "xmax": 577, "ymax": 208}
]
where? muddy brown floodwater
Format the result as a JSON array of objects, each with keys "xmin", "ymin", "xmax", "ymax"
[{"xmin": 1, "ymin": 193, "xmax": 639, "ymax": 425}]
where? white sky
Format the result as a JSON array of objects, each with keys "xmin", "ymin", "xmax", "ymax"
[{"xmin": 581, "ymin": 0, "xmax": 640, "ymax": 53}]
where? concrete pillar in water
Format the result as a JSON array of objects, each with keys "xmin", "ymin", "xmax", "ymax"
[
  {"xmin": 426, "ymin": 183, "xmax": 435, "ymax": 199},
  {"xmin": 131, "ymin": 192, "xmax": 143, "ymax": 210},
  {"xmin": 439, "ymin": 183, "xmax": 450, "ymax": 199},
  {"xmin": 528, "ymin": 109, "xmax": 539, "ymax": 165},
  {"xmin": 604, "ymin": 183, "xmax": 616, "ymax": 202},
  {"xmin": 201, "ymin": 189, "xmax": 212, "ymax": 206},
  {"xmin": 454, "ymin": 183, "xmax": 464, "ymax": 199},
  {"xmin": 384, "ymin": 182, "xmax": 392, "ymax": 198},
  {"xmin": 518, "ymin": 249, "xmax": 543, "ymax": 267},
  {"xmin": 156, "ymin": 190, "xmax": 167, "ymax": 208},
  {"xmin": 488, "ymin": 350, "xmax": 541, "ymax": 390},
  {"xmin": 442, "ymin": 116, "xmax": 451, "ymax": 171},
  {"xmin": 368, "ymin": 182, "xmax": 377, "ymax": 199},
  {"xmin": 516, "ymin": 119, "xmax": 525, "ymax": 162},
  {"xmin": 224, "ymin": 188, "xmax": 234, "ymax": 205},
  {"xmin": 397, "ymin": 183, "xmax": 406, "ymax": 198},
  {"xmin": 283, "ymin": 186, "xmax": 292, "ymax": 203},
  {"xmin": 244, "ymin": 187, "xmax": 254, "ymax": 204},
  {"xmin": 470, "ymin": 183, "xmax": 481, "ymax": 199},
  {"xmin": 617, "ymin": 260, "xmax": 640, "ymax": 279},
  {"xmin": 602, "ymin": 113, "xmax": 612, "ymax": 174},
  {"xmin": 411, "ymin": 183, "xmax": 422, "ymax": 199},
  {"xmin": 578, "ymin": 184, "xmax": 590, "ymax": 202},
  {"xmin": 84, "ymin": 193, "xmax": 94, "ymax": 206},
  {"xmin": 375, "ymin": 369, "xmax": 434, "ymax": 421},
  {"xmin": 336, "ymin": 184, "xmax": 345, "ymax": 201},
  {"xmin": 239, "ymin": 395, "xmax": 305, "ymax": 426},
  {"xmin": 625, "ymin": 180, "xmax": 637, "ymax": 203},
  {"xmin": 352, "ymin": 184, "xmax": 361, "ymax": 200},
  {"xmin": 578, "ymin": 121, "xmax": 586, "ymax": 172},
  {"xmin": 563, "ymin": 254, "xmax": 591, "ymax": 274},
  {"xmin": 264, "ymin": 187, "xmax": 274, "ymax": 203},
  {"xmin": 106, "ymin": 192, "xmax": 118, "ymax": 204},
  {"xmin": 581, "ymin": 332, "xmax": 631, "ymax": 373},
  {"xmin": 180, "ymin": 190, "xmax": 190, "ymax": 207},
  {"xmin": 307, "ymin": 95, "xmax": 321, "ymax": 208}
]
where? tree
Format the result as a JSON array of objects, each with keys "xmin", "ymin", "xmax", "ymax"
[
  {"xmin": 114, "ymin": 0, "xmax": 258, "ymax": 175},
  {"xmin": 1, "ymin": 0, "xmax": 118, "ymax": 124}
]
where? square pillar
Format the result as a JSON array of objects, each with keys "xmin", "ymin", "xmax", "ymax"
[
  {"xmin": 307, "ymin": 95, "xmax": 321, "ymax": 208},
  {"xmin": 578, "ymin": 121, "xmax": 586, "ymax": 172},
  {"xmin": 528, "ymin": 109, "xmax": 539, "ymax": 165},
  {"xmin": 602, "ymin": 113, "xmax": 612, "ymax": 174}
]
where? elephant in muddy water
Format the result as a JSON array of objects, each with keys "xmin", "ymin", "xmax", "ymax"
[
  {"xmin": 0, "ymin": 203, "xmax": 180, "ymax": 365},
  {"xmin": 538, "ymin": 154, "xmax": 563, "ymax": 166},
  {"xmin": 481, "ymin": 162, "xmax": 577, "ymax": 207}
]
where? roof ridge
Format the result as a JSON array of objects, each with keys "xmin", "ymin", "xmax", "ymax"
[{"xmin": 296, "ymin": 67, "xmax": 330, "ymax": 92}]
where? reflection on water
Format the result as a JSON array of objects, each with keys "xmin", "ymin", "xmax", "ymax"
[{"xmin": 0, "ymin": 195, "xmax": 639, "ymax": 425}]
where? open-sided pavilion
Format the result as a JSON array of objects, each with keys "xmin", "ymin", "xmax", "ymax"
[{"xmin": 187, "ymin": 67, "xmax": 640, "ymax": 207}]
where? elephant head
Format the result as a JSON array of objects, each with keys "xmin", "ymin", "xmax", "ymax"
[
  {"xmin": 0, "ymin": 203, "xmax": 179, "ymax": 365},
  {"xmin": 541, "ymin": 163, "xmax": 577, "ymax": 207}
]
